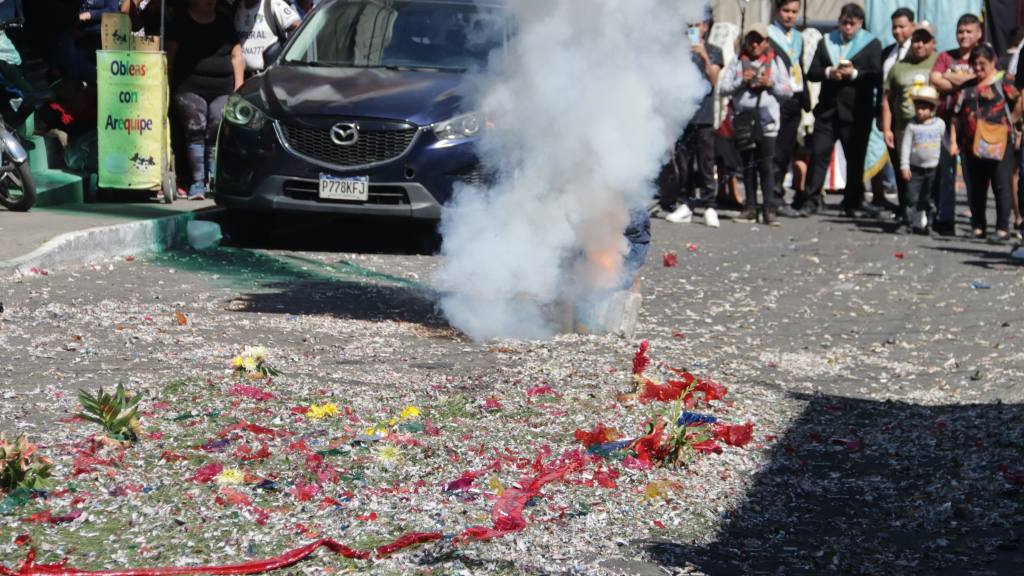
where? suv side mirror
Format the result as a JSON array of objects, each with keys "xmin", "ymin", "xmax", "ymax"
[{"xmin": 263, "ymin": 41, "xmax": 284, "ymax": 67}]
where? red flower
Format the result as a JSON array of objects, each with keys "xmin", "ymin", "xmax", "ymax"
[
  {"xmin": 483, "ymin": 397, "xmax": 503, "ymax": 411},
  {"xmin": 632, "ymin": 340, "xmax": 651, "ymax": 375},
  {"xmin": 527, "ymin": 385, "xmax": 557, "ymax": 397},
  {"xmin": 713, "ymin": 422, "xmax": 754, "ymax": 447},
  {"xmin": 691, "ymin": 439, "xmax": 723, "ymax": 454},
  {"xmin": 631, "ymin": 418, "xmax": 667, "ymax": 464},
  {"xmin": 192, "ymin": 462, "xmax": 224, "ymax": 484},
  {"xmin": 573, "ymin": 423, "xmax": 622, "ymax": 447},
  {"xmin": 663, "ymin": 252, "xmax": 679, "ymax": 267},
  {"xmin": 292, "ymin": 481, "xmax": 320, "ymax": 501},
  {"xmin": 591, "ymin": 464, "xmax": 619, "ymax": 488},
  {"xmin": 638, "ymin": 378, "xmax": 687, "ymax": 404},
  {"xmin": 693, "ymin": 379, "xmax": 728, "ymax": 403}
]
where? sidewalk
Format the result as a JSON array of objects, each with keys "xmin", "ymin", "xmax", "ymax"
[{"xmin": 0, "ymin": 198, "xmax": 217, "ymax": 272}]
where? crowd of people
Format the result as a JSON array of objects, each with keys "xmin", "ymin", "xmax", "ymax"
[
  {"xmin": 1, "ymin": 0, "xmax": 1022, "ymax": 251},
  {"xmin": 656, "ymin": 0, "xmax": 1024, "ymax": 249},
  {"xmin": 0, "ymin": 0, "xmax": 313, "ymax": 197}
]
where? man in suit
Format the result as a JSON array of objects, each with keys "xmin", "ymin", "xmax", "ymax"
[
  {"xmin": 767, "ymin": 0, "xmax": 809, "ymax": 216},
  {"xmin": 802, "ymin": 3, "xmax": 882, "ymax": 217},
  {"xmin": 881, "ymin": 8, "xmax": 915, "ymax": 83}
]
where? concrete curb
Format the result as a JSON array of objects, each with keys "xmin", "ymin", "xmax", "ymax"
[{"xmin": 0, "ymin": 207, "xmax": 224, "ymax": 276}]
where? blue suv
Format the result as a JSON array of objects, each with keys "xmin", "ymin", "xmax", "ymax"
[{"xmin": 213, "ymin": 0, "xmax": 504, "ymax": 233}]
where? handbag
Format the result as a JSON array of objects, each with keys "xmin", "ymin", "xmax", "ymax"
[
  {"xmin": 732, "ymin": 92, "xmax": 763, "ymax": 151},
  {"xmin": 971, "ymin": 83, "xmax": 1011, "ymax": 161}
]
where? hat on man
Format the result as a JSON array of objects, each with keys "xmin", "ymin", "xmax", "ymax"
[
  {"xmin": 910, "ymin": 85, "xmax": 940, "ymax": 105},
  {"xmin": 911, "ymin": 21, "xmax": 936, "ymax": 40},
  {"xmin": 744, "ymin": 22, "xmax": 769, "ymax": 40}
]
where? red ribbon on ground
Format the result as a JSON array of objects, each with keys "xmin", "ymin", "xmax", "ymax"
[
  {"xmin": 456, "ymin": 451, "xmax": 586, "ymax": 542},
  {"xmin": 0, "ymin": 533, "xmax": 443, "ymax": 576}
]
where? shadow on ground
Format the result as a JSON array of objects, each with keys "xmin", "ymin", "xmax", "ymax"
[
  {"xmin": 219, "ymin": 213, "xmax": 442, "ymax": 256},
  {"xmin": 923, "ymin": 244, "xmax": 1022, "ymax": 270},
  {"xmin": 153, "ymin": 246, "xmax": 447, "ymax": 327},
  {"xmin": 635, "ymin": 392, "xmax": 1024, "ymax": 575}
]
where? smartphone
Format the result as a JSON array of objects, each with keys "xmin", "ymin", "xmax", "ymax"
[{"xmin": 687, "ymin": 27, "xmax": 701, "ymax": 45}]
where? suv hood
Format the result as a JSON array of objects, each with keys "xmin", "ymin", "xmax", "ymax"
[{"xmin": 258, "ymin": 65, "xmax": 468, "ymax": 127}]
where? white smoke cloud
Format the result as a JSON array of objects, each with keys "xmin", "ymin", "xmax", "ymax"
[{"xmin": 435, "ymin": 0, "xmax": 707, "ymax": 341}]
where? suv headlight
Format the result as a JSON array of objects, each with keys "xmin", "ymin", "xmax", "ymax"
[
  {"xmin": 223, "ymin": 93, "xmax": 268, "ymax": 130},
  {"xmin": 432, "ymin": 112, "xmax": 485, "ymax": 141}
]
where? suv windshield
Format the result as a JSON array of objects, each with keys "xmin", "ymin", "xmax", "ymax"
[{"xmin": 283, "ymin": 1, "xmax": 505, "ymax": 71}]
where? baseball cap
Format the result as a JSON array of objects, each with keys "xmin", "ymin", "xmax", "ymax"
[
  {"xmin": 744, "ymin": 22, "xmax": 769, "ymax": 40},
  {"xmin": 911, "ymin": 21, "xmax": 936, "ymax": 40}
]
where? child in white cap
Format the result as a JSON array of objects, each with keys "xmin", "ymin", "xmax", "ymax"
[{"xmin": 899, "ymin": 85, "xmax": 945, "ymax": 233}]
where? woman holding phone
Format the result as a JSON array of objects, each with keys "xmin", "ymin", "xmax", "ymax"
[{"xmin": 719, "ymin": 22, "xmax": 793, "ymax": 226}]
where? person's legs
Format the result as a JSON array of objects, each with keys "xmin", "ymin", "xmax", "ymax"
[
  {"xmin": 838, "ymin": 122, "xmax": 870, "ymax": 210},
  {"xmin": 694, "ymin": 125, "xmax": 716, "ymax": 201},
  {"xmin": 905, "ymin": 167, "xmax": 925, "ymax": 220},
  {"xmin": 757, "ymin": 135, "xmax": 777, "ymax": 215},
  {"xmin": 992, "ymin": 148, "xmax": 1014, "ymax": 233},
  {"xmin": 657, "ymin": 135, "xmax": 684, "ymax": 212},
  {"xmin": 739, "ymin": 147, "xmax": 759, "ymax": 217},
  {"xmin": 656, "ymin": 161, "xmax": 680, "ymax": 211},
  {"xmin": 0, "ymin": 62, "xmax": 36, "ymax": 130},
  {"xmin": 792, "ymin": 153, "xmax": 808, "ymax": 204},
  {"xmin": 172, "ymin": 91, "xmax": 210, "ymax": 192},
  {"xmin": 1019, "ymin": 147, "xmax": 1024, "ymax": 236},
  {"xmin": 918, "ymin": 169, "xmax": 937, "ymax": 212},
  {"xmin": 934, "ymin": 140, "xmax": 958, "ymax": 230},
  {"xmin": 676, "ymin": 125, "xmax": 698, "ymax": 203},
  {"xmin": 773, "ymin": 98, "xmax": 801, "ymax": 203},
  {"xmin": 965, "ymin": 154, "xmax": 991, "ymax": 233},
  {"xmin": 205, "ymin": 94, "xmax": 230, "ymax": 184},
  {"xmin": 804, "ymin": 119, "xmax": 837, "ymax": 213}
]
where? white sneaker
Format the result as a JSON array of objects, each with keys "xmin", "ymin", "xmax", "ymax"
[
  {"xmin": 704, "ymin": 207, "xmax": 720, "ymax": 228},
  {"xmin": 665, "ymin": 204, "xmax": 693, "ymax": 224},
  {"xmin": 918, "ymin": 210, "xmax": 928, "ymax": 231}
]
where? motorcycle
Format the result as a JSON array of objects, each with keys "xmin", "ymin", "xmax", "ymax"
[{"xmin": 0, "ymin": 18, "xmax": 35, "ymax": 212}]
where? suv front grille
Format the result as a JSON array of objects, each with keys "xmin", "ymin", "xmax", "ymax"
[{"xmin": 280, "ymin": 124, "xmax": 417, "ymax": 168}]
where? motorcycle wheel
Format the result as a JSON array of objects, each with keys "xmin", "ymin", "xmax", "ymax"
[{"xmin": 0, "ymin": 161, "xmax": 36, "ymax": 212}]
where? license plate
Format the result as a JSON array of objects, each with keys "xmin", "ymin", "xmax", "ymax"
[{"xmin": 318, "ymin": 174, "xmax": 369, "ymax": 201}]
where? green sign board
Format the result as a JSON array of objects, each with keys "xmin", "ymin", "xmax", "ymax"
[{"xmin": 97, "ymin": 51, "xmax": 168, "ymax": 190}]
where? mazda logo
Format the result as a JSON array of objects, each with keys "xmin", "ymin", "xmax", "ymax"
[{"xmin": 330, "ymin": 123, "xmax": 359, "ymax": 146}]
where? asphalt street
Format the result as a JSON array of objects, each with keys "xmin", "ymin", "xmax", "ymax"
[{"xmin": 0, "ymin": 204, "xmax": 1022, "ymax": 574}]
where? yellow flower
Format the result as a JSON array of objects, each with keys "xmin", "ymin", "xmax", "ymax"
[
  {"xmin": 215, "ymin": 468, "xmax": 246, "ymax": 485},
  {"xmin": 241, "ymin": 356, "xmax": 259, "ymax": 373},
  {"xmin": 399, "ymin": 406, "xmax": 421, "ymax": 420},
  {"xmin": 376, "ymin": 445, "xmax": 402, "ymax": 467},
  {"xmin": 231, "ymin": 356, "xmax": 244, "ymax": 368},
  {"xmin": 306, "ymin": 403, "xmax": 339, "ymax": 420},
  {"xmin": 387, "ymin": 417, "xmax": 399, "ymax": 427},
  {"xmin": 363, "ymin": 426, "xmax": 387, "ymax": 437}
]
